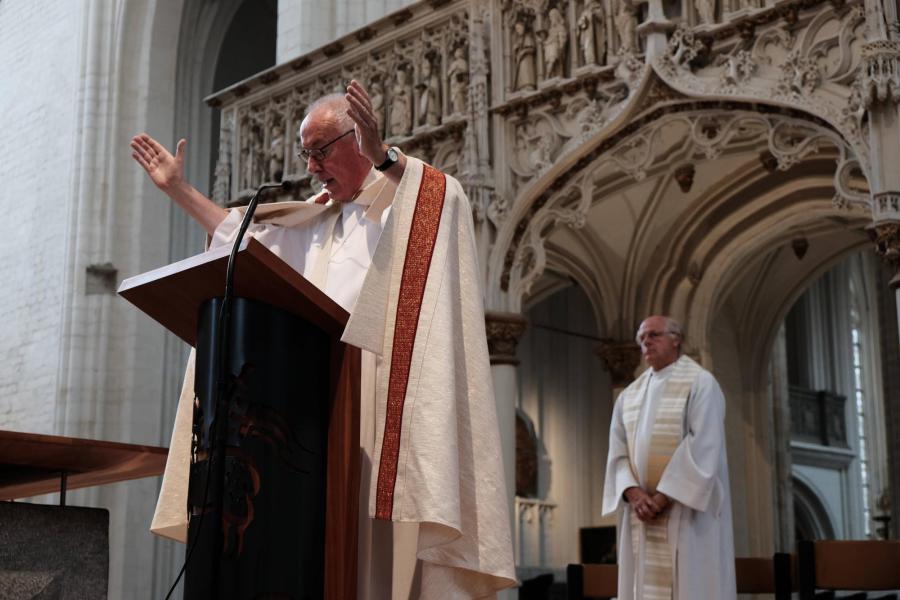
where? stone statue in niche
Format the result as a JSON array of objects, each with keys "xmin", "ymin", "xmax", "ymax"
[
  {"xmin": 268, "ymin": 123, "xmax": 284, "ymax": 182},
  {"xmin": 615, "ymin": 1, "xmax": 638, "ymax": 52},
  {"xmin": 512, "ymin": 20, "xmax": 538, "ymax": 91},
  {"xmin": 239, "ymin": 119, "xmax": 262, "ymax": 191},
  {"xmin": 447, "ymin": 47, "xmax": 469, "ymax": 114},
  {"xmin": 417, "ymin": 58, "xmax": 442, "ymax": 127},
  {"xmin": 291, "ymin": 117, "xmax": 305, "ymax": 175},
  {"xmin": 696, "ymin": 0, "xmax": 716, "ymax": 24},
  {"xmin": 577, "ymin": 0, "xmax": 606, "ymax": 66},
  {"xmin": 389, "ymin": 68, "xmax": 413, "ymax": 137},
  {"xmin": 542, "ymin": 8, "xmax": 569, "ymax": 79},
  {"xmin": 369, "ymin": 80, "xmax": 386, "ymax": 137}
]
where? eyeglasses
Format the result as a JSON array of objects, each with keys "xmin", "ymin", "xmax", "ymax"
[
  {"xmin": 297, "ymin": 129, "xmax": 354, "ymax": 162},
  {"xmin": 636, "ymin": 330, "xmax": 670, "ymax": 344}
]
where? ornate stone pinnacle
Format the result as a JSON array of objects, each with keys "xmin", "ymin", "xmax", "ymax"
[
  {"xmin": 595, "ymin": 339, "xmax": 642, "ymax": 387},
  {"xmin": 485, "ymin": 312, "xmax": 529, "ymax": 365},
  {"xmin": 860, "ymin": 41, "xmax": 900, "ymax": 107}
]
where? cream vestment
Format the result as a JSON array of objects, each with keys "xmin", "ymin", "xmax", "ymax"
[
  {"xmin": 151, "ymin": 159, "xmax": 516, "ymax": 599},
  {"xmin": 602, "ymin": 355, "xmax": 736, "ymax": 600}
]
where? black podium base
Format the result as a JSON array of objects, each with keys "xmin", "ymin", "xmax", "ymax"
[{"xmin": 185, "ymin": 296, "xmax": 331, "ymax": 600}]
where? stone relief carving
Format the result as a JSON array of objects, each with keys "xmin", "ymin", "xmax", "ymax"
[
  {"xmin": 510, "ymin": 181, "xmax": 590, "ymax": 299},
  {"xmin": 859, "ymin": 40, "xmax": 900, "ymax": 105},
  {"xmin": 239, "ymin": 111, "xmax": 265, "ymax": 192},
  {"xmin": 541, "ymin": 7, "xmax": 569, "ymax": 80},
  {"xmin": 652, "ymin": 2, "xmax": 868, "ymax": 167},
  {"xmin": 390, "ymin": 66, "xmax": 414, "ymax": 137},
  {"xmin": 267, "ymin": 121, "xmax": 285, "ymax": 182},
  {"xmin": 213, "ymin": 111, "xmax": 234, "ymax": 204},
  {"xmin": 777, "ymin": 49, "xmax": 823, "ymax": 97},
  {"xmin": 369, "ymin": 79, "xmax": 387, "ymax": 137},
  {"xmin": 513, "ymin": 20, "xmax": 539, "ymax": 91},
  {"xmin": 417, "ymin": 54, "xmax": 442, "ymax": 127},
  {"xmin": 577, "ymin": 0, "xmax": 606, "ymax": 66},
  {"xmin": 447, "ymin": 46, "xmax": 470, "ymax": 114},
  {"xmin": 695, "ymin": 0, "xmax": 716, "ymax": 25},
  {"xmin": 615, "ymin": 0, "xmax": 638, "ymax": 53}
]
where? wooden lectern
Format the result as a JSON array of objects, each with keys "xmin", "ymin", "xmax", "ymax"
[{"xmin": 118, "ymin": 237, "xmax": 360, "ymax": 600}]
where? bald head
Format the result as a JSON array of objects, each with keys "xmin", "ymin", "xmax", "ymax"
[
  {"xmin": 636, "ymin": 315, "xmax": 684, "ymax": 371},
  {"xmin": 302, "ymin": 94, "xmax": 354, "ymax": 132},
  {"xmin": 298, "ymin": 93, "xmax": 370, "ymax": 202}
]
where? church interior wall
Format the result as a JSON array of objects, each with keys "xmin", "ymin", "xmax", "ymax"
[
  {"xmin": 517, "ymin": 281, "xmax": 613, "ymax": 574},
  {"xmin": 276, "ymin": 0, "xmax": 420, "ymax": 63},
  {"xmin": 0, "ymin": 0, "xmax": 85, "ymax": 434},
  {"xmin": 3, "ymin": 0, "xmax": 899, "ymax": 595},
  {"xmin": 708, "ymin": 301, "xmax": 777, "ymax": 557}
]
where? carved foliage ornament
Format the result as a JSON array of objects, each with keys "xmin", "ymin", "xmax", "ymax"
[
  {"xmin": 595, "ymin": 339, "xmax": 642, "ymax": 387},
  {"xmin": 485, "ymin": 312, "xmax": 529, "ymax": 364}
]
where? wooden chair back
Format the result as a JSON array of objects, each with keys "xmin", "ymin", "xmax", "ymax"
[
  {"xmin": 568, "ymin": 554, "xmax": 795, "ymax": 599},
  {"xmin": 566, "ymin": 564, "xmax": 617, "ymax": 600},
  {"xmin": 736, "ymin": 554, "xmax": 795, "ymax": 599},
  {"xmin": 799, "ymin": 540, "xmax": 900, "ymax": 599}
]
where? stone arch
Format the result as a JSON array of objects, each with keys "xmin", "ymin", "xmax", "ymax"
[
  {"xmin": 793, "ymin": 474, "xmax": 837, "ymax": 540},
  {"xmin": 487, "ymin": 93, "xmax": 870, "ymax": 340},
  {"xmin": 171, "ymin": 0, "xmax": 277, "ymax": 262}
]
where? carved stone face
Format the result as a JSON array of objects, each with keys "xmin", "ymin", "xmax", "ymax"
[{"xmin": 514, "ymin": 21, "xmax": 525, "ymax": 35}]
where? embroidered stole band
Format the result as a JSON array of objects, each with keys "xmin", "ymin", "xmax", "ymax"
[{"xmin": 621, "ymin": 356, "xmax": 702, "ymax": 599}]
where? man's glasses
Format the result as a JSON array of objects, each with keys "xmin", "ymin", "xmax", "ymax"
[{"xmin": 297, "ymin": 129, "xmax": 354, "ymax": 162}]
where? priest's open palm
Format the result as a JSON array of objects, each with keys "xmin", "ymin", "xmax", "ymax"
[
  {"xmin": 131, "ymin": 134, "xmax": 187, "ymax": 192},
  {"xmin": 345, "ymin": 79, "xmax": 384, "ymax": 164}
]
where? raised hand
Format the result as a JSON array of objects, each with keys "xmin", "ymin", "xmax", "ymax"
[
  {"xmin": 345, "ymin": 79, "xmax": 386, "ymax": 165},
  {"xmin": 131, "ymin": 134, "xmax": 187, "ymax": 192},
  {"xmin": 129, "ymin": 132, "xmax": 226, "ymax": 235}
]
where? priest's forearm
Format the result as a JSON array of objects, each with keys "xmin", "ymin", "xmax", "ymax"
[{"xmin": 162, "ymin": 180, "xmax": 228, "ymax": 236}]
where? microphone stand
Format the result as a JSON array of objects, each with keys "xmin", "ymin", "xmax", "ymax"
[{"xmin": 208, "ymin": 181, "xmax": 287, "ymax": 593}]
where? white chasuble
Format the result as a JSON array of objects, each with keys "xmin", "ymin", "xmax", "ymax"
[
  {"xmin": 602, "ymin": 355, "xmax": 737, "ymax": 600},
  {"xmin": 150, "ymin": 160, "xmax": 515, "ymax": 599}
]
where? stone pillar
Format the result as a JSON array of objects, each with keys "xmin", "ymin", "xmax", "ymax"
[
  {"xmin": 595, "ymin": 338, "xmax": 642, "ymax": 399},
  {"xmin": 485, "ymin": 311, "xmax": 528, "ymax": 588},
  {"xmin": 861, "ymin": 36, "xmax": 900, "ymax": 537},
  {"xmin": 770, "ymin": 326, "xmax": 796, "ymax": 551}
]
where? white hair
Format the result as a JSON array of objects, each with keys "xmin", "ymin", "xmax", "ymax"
[
  {"xmin": 635, "ymin": 316, "xmax": 685, "ymax": 353},
  {"xmin": 304, "ymin": 93, "xmax": 354, "ymax": 131}
]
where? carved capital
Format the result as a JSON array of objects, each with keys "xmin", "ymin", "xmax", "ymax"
[
  {"xmin": 860, "ymin": 41, "xmax": 900, "ymax": 106},
  {"xmin": 595, "ymin": 339, "xmax": 642, "ymax": 387},
  {"xmin": 485, "ymin": 312, "xmax": 529, "ymax": 365},
  {"xmin": 868, "ymin": 220, "xmax": 900, "ymax": 272}
]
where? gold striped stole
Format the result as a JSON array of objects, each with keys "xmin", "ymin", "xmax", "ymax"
[{"xmin": 621, "ymin": 355, "xmax": 702, "ymax": 599}]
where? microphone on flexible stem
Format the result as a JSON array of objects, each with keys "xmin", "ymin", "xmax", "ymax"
[
  {"xmin": 162, "ymin": 179, "xmax": 293, "ymax": 600},
  {"xmin": 209, "ymin": 180, "xmax": 289, "ymax": 588}
]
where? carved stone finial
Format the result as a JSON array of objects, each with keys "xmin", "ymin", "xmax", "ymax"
[
  {"xmin": 595, "ymin": 339, "xmax": 642, "ymax": 387},
  {"xmin": 485, "ymin": 312, "xmax": 529, "ymax": 365}
]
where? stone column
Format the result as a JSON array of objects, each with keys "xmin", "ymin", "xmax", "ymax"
[
  {"xmin": 595, "ymin": 338, "xmax": 642, "ymax": 399},
  {"xmin": 485, "ymin": 311, "xmax": 528, "ymax": 587},
  {"xmin": 861, "ymin": 36, "xmax": 900, "ymax": 537}
]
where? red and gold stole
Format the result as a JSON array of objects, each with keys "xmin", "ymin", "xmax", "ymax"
[{"xmin": 374, "ymin": 164, "xmax": 446, "ymax": 520}]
